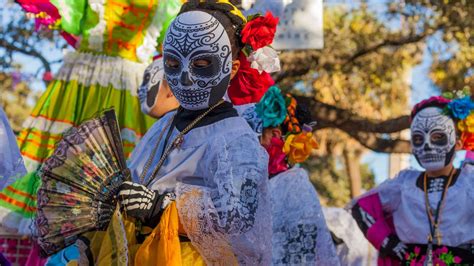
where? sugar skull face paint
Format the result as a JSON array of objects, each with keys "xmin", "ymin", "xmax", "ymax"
[
  {"xmin": 138, "ymin": 58, "xmax": 164, "ymax": 115},
  {"xmin": 163, "ymin": 11, "xmax": 233, "ymax": 110},
  {"xmin": 410, "ymin": 107, "xmax": 456, "ymax": 171}
]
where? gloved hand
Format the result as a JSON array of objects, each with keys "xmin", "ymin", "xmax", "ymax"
[
  {"xmin": 118, "ymin": 181, "xmax": 175, "ymax": 227},
  {"xmin": 380, "ymin": 234, "xmax": 408, "ymax": 260}
]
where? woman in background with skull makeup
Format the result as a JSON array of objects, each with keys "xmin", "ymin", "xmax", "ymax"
[
  {"xmin": 350, "ymin": 95, "xmax": 474, "ymax": 265},
  {"xmin": 236, "ymin": 86, "xmax": 341, "ymax": 265},
  {"xmin": 120, "ymin": 1, "xmax": 274, "ymax": 264},
  {"xmin": 138, "ymin": 56, "xmax": 180, "ymax": 119}
]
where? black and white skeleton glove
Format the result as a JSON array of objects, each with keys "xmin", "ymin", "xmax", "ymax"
[
  {"xmin": 380, "ymin": 234, "xmax": 408, "ymax": 260},
  {"xmin": 118, "ymin": 181, "xmax": 175, "ymax": 227}
]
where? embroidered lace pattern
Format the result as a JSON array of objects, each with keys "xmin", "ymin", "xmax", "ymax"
[
  {"xmin": 270, "ymin": 168, "xmax": 340, "ymax": 265},
  {"xmin": 176, "ymin": 135, "xmax": 272, "ymax": 265}
]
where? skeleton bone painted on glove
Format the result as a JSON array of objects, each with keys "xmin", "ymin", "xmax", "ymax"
[
  {"xmin": 138, "ymin": 57, "xmax": 165, "ymax": 115},
  {"xmin": 410, "ymin": 107, "xmax": 456, "ymax": 171},
  {"xmin": 163, "ymin": 11, "xmax": 233, "ymax": 110}
]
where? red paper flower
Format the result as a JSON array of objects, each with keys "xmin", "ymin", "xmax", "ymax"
[
  {"xmin": 228, "ymin": 52, "xmax": 274, "ymax": 105},
  {"xmin": 461, "ymin": 131, "xmax": 474, "ymax": 151},
  {"xmin": 43, "ymin": 71, "xmax": 53, "ymax": 81},
  {"xmin": 241, "ymin": 12, "xmax": 279, "ymax": 50},
  {"xmin": 265, "ymin": 137, "xmax": 288, "ymax": 175}
]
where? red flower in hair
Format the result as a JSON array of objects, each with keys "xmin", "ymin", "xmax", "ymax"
[
  {"xmin": 265, "ymin": 137, "xmax": 288, "ymax": 175},
  {"xmin": 228, "ymin": 52, "xmax": 274, "ymax": 105},
  {"xmin": 241, "ymin": 12, "xmax": 279, "ymax": 50}
]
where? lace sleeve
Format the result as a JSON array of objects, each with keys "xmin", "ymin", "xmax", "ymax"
[
  {"xmin": 270, "ymin": 168, "xmax": 340, "ymax": 265},
  {"xmin": 0, "ymin": 108, "xmax": 26, "ymax": 189},
  {"xmin": 176, "ymin": 133, "xmax": 272, "ymax": 265}
]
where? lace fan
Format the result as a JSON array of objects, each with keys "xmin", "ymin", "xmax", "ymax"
[{"xmin": 35, "ymin": 110, "xmax": 130, "ymax": 256}]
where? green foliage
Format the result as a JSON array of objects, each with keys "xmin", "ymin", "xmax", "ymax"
[
  {"xmin": 0, "ymin": 3, "xmax": 65, "ymax": 132},
  {"xmin": 0, "ymin": 73, "xmax": 37, "ymax": 132},
  {"xmin": 304, "ymin": 155, "xmax": 375, "ymax": 207}
]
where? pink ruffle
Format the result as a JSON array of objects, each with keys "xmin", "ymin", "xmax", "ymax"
[{"xmin": 16, "ymin": 0, "xmax": 78, "ymax": 48}]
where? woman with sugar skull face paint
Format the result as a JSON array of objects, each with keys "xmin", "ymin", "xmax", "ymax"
[
  {"xmin": 350, "ymin": 96, "xmax": 474, "ymax": 265},
  {"xmin": 121, "ymin": 1, "xmax": 273, "ymax": 264}
]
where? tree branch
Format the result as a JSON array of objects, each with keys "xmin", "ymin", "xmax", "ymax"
[
  {"xmin": 347, "ymin": 131, "xmax": 411, "ymax": 153},
  {"xmin": 275, "ymin": 25, "xmax": 443, "ymax": 85},
  {"xmin": 343, "ymin": 33, "xmax": 429, "ymax": 65},
  {"xmin": 0, "ymin": 39, "xmax": 52, "ymax": 73},
  {"xmin": 294, "ymin": 95, "xmax": 412, "ymax": 153},
  {"xmin": 295, "ymin": 95, "xmax": 410, "ymax": 134}
]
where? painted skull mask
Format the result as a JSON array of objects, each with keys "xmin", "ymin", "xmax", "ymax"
[
  {"xmin": 163, "ymin": 11, "xmax": 233, "ymax": 110},
  {"xmin": 410, "ymin": 107, "xmax": 457, "ymax": 171},
  {"xmin": 138, "ymin": 57, "xmax": 164, "ymax": 115}
]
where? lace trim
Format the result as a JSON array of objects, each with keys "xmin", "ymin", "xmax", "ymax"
[
  {"xmin": 110, "ymin": 210, "xmax": 129, "ymax": 265},
  {"xmin": 176, "ymin": 185, "xmax": 239, "ymax": 265},
  {"xmin": 273, "ymin": 223, "xmax": 319, "ymax": 264},
  {"xmin": 23, "ymin": 116, "xmax": 140, "ymax": 144},
  {"xmin": 88, "ymin": 0, "xmax": 106, "ymax": 51},
  {"xmin": 22, "ymin": 116, "xmax": 73, "ymax": 135},
  {"xmin": 55, "ymin": 51, "xmax": 147, "ymax": 95}
]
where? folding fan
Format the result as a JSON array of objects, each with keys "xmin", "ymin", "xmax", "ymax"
[{"xmin": 35, "ymin": 109, "xmax": 130, "ymax": 256}]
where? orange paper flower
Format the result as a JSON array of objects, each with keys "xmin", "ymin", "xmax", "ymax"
[
  {"xmin": 461, "ymin": 131, "xmax": 474, "ymax": 151},
  {"xmin": 283, "ymin": 132, "xmax": 318, "ymax": 164}
]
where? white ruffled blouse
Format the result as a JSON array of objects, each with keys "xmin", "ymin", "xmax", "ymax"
[
  {"xmin": 377, "ymin": 165, "xmax": 474, "ymax": 247},
  {"xmin": 128, "ymin": 111, "xmax": 272, "ymax": 265}
]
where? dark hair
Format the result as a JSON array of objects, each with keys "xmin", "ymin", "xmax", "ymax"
[{"xmin": 179, "ymin": 1, "xmax": 246, "ymax": 59}]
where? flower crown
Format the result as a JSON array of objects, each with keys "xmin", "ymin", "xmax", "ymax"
[
  {"xmin": 228, "ymin": 11, "xmax": 281, "ymax": 105},
  {"xmin": 411, "ymin": 88, "xmax": 474, "ymax": 151},
  {"xmin": 255, "ymin": 86, "xmax": 318, "ymax": 168}
]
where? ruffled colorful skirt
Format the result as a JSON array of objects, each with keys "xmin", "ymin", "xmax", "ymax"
[{"xmin": 0, "ymin": 51, "xmax": 155, "ymax": 234}]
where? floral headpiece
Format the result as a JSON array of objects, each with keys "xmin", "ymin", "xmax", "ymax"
[
  {"xmin": 228, "ymin": 12, "xmax": 281, "ymax": 105},
  {"xmin": 411, "ymin": 88, "xmax": 474, "ymax": 151},
  {"xmin": 248, "ymin": 86, "xmax": 318, "ymax": 175}
]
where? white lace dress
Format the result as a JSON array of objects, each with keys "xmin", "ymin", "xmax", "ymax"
[
  {"xmin": 270, "ymin": 167, "xmax": 340, "ymax": 266},
  {"xmin": 128, "ymin": 111, "xmax": 272, "ymax": 265}
]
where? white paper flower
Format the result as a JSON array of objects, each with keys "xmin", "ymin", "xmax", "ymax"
[{"xmin": 248, "ymin": 46, "xmax": 281, "ymax": 74}]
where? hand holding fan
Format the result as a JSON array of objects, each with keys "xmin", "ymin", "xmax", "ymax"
[{"xmin": 35, "ymin": 110, "xmax": 130, "ymax": 256}]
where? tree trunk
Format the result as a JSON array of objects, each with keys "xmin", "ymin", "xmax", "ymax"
[{"xmin": 343, "ymin": 149, "xmax": 362, "ymax": 198}]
